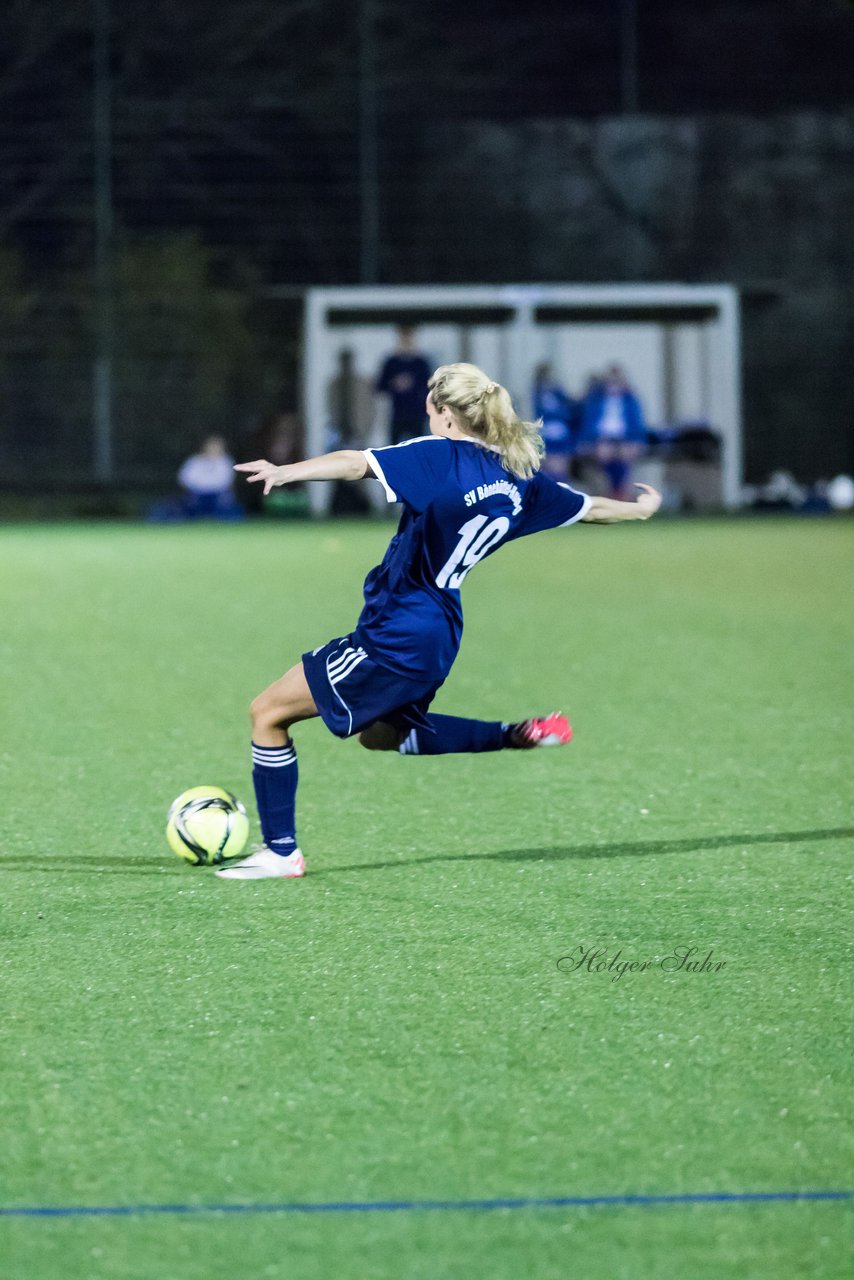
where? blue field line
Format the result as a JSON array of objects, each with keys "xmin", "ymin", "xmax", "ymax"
[{"xmin": 1, "ymin": 1190, "xmax": 851, "ymax": 1219}]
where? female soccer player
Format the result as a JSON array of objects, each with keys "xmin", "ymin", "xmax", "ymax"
[{"xmin": 217, "ymin": 363, "xmax": 661, "ymax": 879}]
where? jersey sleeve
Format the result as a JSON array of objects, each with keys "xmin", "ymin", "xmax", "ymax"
[
  {"xmin": 363, "ymin": 437, "xmax": 452, "ymax": 512},
  {"xmin": 516, "ymin": 471, "xmax": 591, "ymax": 535}
]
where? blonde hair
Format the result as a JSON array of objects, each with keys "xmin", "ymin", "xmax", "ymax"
[{"xmin": 428, "ymin": 363, "xmax": 544, "ymax": 480}]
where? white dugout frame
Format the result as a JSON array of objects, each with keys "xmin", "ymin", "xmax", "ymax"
[{"xmin": 301, "ymin": 284, "xmax": 742, "ymax": 513}]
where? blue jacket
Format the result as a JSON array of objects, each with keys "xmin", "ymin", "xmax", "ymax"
[
  {"xmin": 579, "ymin": 388, "xmax": 646, "ymax": 445},
  {"xmin": 534, "ymin": 380, "xmax": 577, "ymax": 455}
]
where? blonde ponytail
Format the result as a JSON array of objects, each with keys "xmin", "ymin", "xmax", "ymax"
[{"xmin": 428, "ymin": 363, "xmax": 544, "ymax": 480}]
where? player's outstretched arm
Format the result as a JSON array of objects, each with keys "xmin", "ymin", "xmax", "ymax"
[
  {"xmin": 235, "ymin": 452, "xmax": 370, "ymax": 495},
  {"xmin": 581, "ymin": 483, "xmax": 662, "ymax": 524}
]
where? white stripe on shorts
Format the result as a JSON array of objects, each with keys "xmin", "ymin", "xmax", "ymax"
[
  {"xmin": 328, "ymin": 647, "xmax": 367, "ymax": 685},
  {"xmin": 327, "ymin": 644, "xmax": 366, "ymax": 677},
  {"xmin": 326, "ymin": 645, "xmax": 358, "ymax": 677}
]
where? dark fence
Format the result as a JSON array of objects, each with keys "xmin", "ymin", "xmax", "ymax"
[{"xmin": 1, "ymin": 2, "xmax": 852, "ymax": 490}]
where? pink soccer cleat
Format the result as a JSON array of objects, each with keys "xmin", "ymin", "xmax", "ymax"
[{"xmin": 508, "ymin": 713, "xmax": 573, "ymax": 749}]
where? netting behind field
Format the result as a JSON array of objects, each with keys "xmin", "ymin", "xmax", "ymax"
[{"xmin": 1, "ymin": 2, "xmax": 852, "ymax": 485}]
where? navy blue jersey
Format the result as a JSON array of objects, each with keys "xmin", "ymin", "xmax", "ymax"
[
  {"xmin": 375, "ymin": 354, "xmax": 432, "ymax": 424},
  {"xmin": 357, "ymin": 437, "xmax": 590, "ymax": 681}
]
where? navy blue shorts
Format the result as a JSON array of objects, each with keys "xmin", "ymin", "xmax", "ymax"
[{"xmin": 302, "ymin": 633, "xmax": 443, "ymax": 740}]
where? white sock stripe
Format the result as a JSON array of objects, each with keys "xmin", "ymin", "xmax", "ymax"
[
  {"xmin": 252, "ymin": 751, "xmax": 297, "ymax": 767},
  {"xmin": 252, "ymin": 746, "xmax": 296, "ymax": 758},
  {"xmin": 398, "ymin": 728, "xmax": 419, "ymax": 755},
  {"xmin": 329, "ymin": 649, "xmax": 368, "ymax": 685}
]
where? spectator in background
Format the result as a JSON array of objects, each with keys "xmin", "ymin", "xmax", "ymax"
[
  {"xmin": 376, "ymin": 325, "xmax": 432, "ymax": 444},
  {"xmin": 327, "ymin": 349, "xmax": 376, "ymax": 450},
  {"xmin": 263, "ymin": 413, "xmax": 302, "ymax": 468},
  {"xmin": 325, "ymin": 349, "xmax": 374, "ymax": 515},
  {"xmin": 533, "ymin": 362, "xmax": 576, "ymax": 481},
  {"xmin": 578, "ymin": 364, "xmax": 647, "ymax": 498},
  {"xmin": 237, "ymin": 413, "xmax": 302, "ymax": 515},
  {"xmin": 178, "ymin": 434, "xmax": 243, "ymax": 520}
]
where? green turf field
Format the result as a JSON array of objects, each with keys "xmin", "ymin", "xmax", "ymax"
[{"xmin": 2, "ymin": 516, "xmax": 852, "ymax": 1279}]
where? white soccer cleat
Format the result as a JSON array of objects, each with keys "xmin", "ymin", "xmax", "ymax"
[{"xmin": 215, "ymin": 845, "xmax": 305, "ymax": 880}]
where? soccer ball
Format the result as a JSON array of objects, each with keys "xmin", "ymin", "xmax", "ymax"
[{"xmin": 166, "ymin": 786, "xmax": 249, "ymax": 866}]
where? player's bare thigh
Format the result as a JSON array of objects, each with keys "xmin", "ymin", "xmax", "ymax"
[
  {"xmin": 251, "ymin": 662, "xmax": 318, "ymax": 745},
  {"xmin": 358, "ymin": 720, "xmax": 406, "ymax": 751}
]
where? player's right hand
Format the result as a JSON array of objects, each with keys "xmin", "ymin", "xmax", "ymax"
[{"xmin": 234, "ymin": 460, "xmax": 291, "ymax": 494}]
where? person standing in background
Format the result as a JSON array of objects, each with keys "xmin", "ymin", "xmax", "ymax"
[
  {"xmin": 578, "ymin": 364, "xmax": 647, "ymax": 499},
  {"xmin": 327, "ymin": 349, "xmax": 376, "ymax": 450},
  {"xmin": 325, "ymin": 349, "xmax": 375, "ymax": 515},
  {"xmin": 533, "ymin": 362, "xmax": 577, "ymax": 481},
  {"xmin": 375, "ymin": 325, "xmax": 432, "ymax": 444},
  {"xmin": 236, "ymin": 413, "xmax": 302, "ymax": 516}
]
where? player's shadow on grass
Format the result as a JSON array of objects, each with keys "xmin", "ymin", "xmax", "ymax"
[
  {"xmin": 1, "ymin": 855, "xmax": 178, "ymax": 875},
  {"xmin": 321, "ymin": 827, "xmax": 854, "ymax": 875},
  {"xmin": 4, "ymin": 828, "xmax": 851, "ymax": 877}
]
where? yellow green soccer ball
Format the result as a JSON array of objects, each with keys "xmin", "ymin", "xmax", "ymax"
[{"xmin": 166, "ymin": 786, "xmax": 249, "ymax": 866}]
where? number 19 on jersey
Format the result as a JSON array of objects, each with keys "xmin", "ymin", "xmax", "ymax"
[{"xmin": 435, "ymin": 515, "xmax": 511, "ymax": 589}]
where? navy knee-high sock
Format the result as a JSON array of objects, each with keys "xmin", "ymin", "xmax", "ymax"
[
  {"xmin": 399, "ymin": 714, "xmax": 506, "ymax": 756},
  {"xmin": 251, "ymin": 741, "xmax": 299, "ymax": 853}
]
